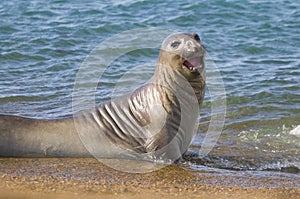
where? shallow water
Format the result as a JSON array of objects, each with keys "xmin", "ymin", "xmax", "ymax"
[{"xmin": 0, "ymin": 1, "xmax": 299, "ymax": 174}]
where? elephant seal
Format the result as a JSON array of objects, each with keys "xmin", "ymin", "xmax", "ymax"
[{"xmin": 0, "ymin": 33, "xmax": 206, "ymax": 162}]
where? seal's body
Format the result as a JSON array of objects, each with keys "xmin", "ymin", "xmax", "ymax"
[
  {"xmin": 0, "ymin": 115, "xmax": 88, "ymax": 157},
  {"xmin": 0, "ymin": 33, "xmax": 206, "ymax": 161}
]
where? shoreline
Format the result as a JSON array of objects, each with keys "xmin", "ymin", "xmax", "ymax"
[{"xmin": 0, "ymin": 158, "xmax": 299, "ymax": 199}]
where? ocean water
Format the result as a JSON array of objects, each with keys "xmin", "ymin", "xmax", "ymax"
[{"xmin": 0, "ymin": 0, "xmax": 299, "ymax": 174}]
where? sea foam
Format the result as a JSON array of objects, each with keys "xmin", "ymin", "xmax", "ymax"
[{"xmin": 289, "ymin": 125, "xmax": 300, "ymax": 136}]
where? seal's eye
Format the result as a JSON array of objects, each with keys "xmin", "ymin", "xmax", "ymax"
[
  {"xmin": 194, "ymin": 34, "xmax": 200, "ymax": 42},
  {"xmin": 171, "ymin": 41, "xmax": 181, "ymax": 48}
]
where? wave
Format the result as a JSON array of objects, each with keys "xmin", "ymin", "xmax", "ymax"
[
  {"xmin": 190, "ymin": 115, "xmax": 300, "ymax": 174},
  {"xmin": 290, "ymin": 125, "xmax": 300, "ymax": 136},
  {"xmin": 183, "ymin": 152, "xmax": 300, "ymax": 174}
]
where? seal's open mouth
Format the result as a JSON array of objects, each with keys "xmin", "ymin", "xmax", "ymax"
[{"xmin": 183, "ymin": 57, "xmax": 201, "ymax": 72}]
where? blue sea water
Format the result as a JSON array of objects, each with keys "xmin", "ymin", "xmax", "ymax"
[{"xmin": 0, "ymin": 0, "xmax": 299, "ymax": 173}]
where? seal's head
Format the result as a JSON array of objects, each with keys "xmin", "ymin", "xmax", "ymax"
[{"xmin": 157, "ymin": 33, "xmax": 205, "ymax": 80}]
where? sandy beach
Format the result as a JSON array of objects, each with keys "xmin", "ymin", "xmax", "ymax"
[{"xmin": 0, "ymin": 158, "xmax": 299, "ymax": 199}]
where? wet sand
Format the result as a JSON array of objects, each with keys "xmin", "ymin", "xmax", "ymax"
[{"xmin": 0, "ymin": 158, "xmax": 299, "ymax": 199}]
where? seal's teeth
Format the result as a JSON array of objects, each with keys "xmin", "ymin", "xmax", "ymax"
[
  {"xmin": 183, "ymin": 60, "xmax": 200, "ymax": 72},
  {"xmin": 183, "ymin": 60, "xmax": 194, "ymax": 70}
]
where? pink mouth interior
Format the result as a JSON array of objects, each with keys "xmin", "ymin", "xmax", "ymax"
[{"xmin": 183, "ymin": 57, "xmax": 200, "ymax": 70}]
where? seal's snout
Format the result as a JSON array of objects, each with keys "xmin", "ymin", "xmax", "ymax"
[
  {"xmin": 181, "ymin": 33, "xmax": 205, "ymax": 73},
  {"xmin": 185, "ymin": 40, "xmax": 198, "ymax": 53},
  {"xmin": 183, "ymin": 33, "xmax": 203, "ymax": 55}
]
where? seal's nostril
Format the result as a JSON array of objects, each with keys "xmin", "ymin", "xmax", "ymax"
[
  {"xmin": 191, "ymin": 33, "xmax": 200, "ymax": 42},
  {"xmin": 186, "ymin": 40, "xmax": 195, "ymax": 51}
]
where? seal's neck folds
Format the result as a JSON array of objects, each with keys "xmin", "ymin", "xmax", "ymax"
[{"xmin": 153, "ymin": 64, "xmax": 205, "ymax": 106}]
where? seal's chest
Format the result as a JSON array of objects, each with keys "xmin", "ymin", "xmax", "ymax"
[{"xmin": 143, "ymin": 103, "xmax": 167, "ymax": 139}]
